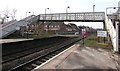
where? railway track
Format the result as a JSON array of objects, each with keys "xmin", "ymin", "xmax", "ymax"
[
  {"xmin": 2, "ymin": 37, "xmax": 69, "ymax": 63},
  {"xmin": 2, "ymin": 37, "xmax": 71, "ymax": 70},
  {"xmin": 2, "ymin": 36, "xmax": 82, "ymax": 71}
]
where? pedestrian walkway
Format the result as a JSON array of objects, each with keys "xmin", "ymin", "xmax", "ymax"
[{"xmin": 34, "ymin": 43, "xmax": 120, "ymax": 71}]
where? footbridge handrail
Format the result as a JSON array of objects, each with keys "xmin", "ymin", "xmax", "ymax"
[
  {"xmin": 39, "ymin": 12, "xmax": 105, "ymax": 22},
  {"xmin": 0, "ymin": 15, "xmax": 39, "ymax": 38},
  {"xmin": 105, "ymin": 15, "xmax": 117, "ymax": 51}
]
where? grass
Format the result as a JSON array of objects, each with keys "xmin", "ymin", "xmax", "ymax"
[
  {"xmin": 28, "ymin": 34, "xmax": 55, "ymax": 38},
  {"xmin": 80, "ymin": 35, "xmax": 112, "ymax": 50},
  {"xmin": 84, "ymin": 39, "xmax": 108, "ymax": 47},
  {"xmin": 14, "ymin": 34, "xmax": 55, "ymax": 39}
]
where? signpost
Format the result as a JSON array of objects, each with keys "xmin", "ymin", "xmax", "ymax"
[
  {"xmin": 97, "ymin": 31, "xmax": 107, "ymax": 43},
  {"xmin": 26, "ymin": 26, "xmax": 29, "ymax": 39},
  {"xmin": 82, "ymin": 29, "xmax": 86, "ymax": 46},
  {"xmin": 97, "ymin": 31, "xmax": 107, "ymax": 37},
  {"xmin": 82, "ymin": 29, "xmax": 86, "ymax": 37}
]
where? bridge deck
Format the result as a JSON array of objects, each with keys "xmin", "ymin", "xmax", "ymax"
[{"xmin": 39, "ymin": 12, "xmax": 105, "ymax": 22}]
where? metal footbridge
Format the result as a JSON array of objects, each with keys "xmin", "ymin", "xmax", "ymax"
[
  {"xmin": 0, "ymin": 12, "xmax": 118, "ymax": 51},
  {"xmin": 38, "ymin": 12, "xmax": 105, "ymax": 22}
]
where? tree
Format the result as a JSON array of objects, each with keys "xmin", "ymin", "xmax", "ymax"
[
  {"xmin": 0, "ymin": 8, "xmax": 17, "ymax": 24},
  {"xmin": 1, "ymin": 9, "xmax": 10, "ymax": 23},
  {"xmin": 9, "ymin": 9, "xmax": 17, "ymax": 20},
  {"xmin": 2, "ymin": 9, "xmax": 9, "ymax": 18}
]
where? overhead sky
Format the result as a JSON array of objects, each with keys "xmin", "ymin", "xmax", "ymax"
[{"xmin": 0, "ymin": 0, "xmax": 119, "ymax": 29}]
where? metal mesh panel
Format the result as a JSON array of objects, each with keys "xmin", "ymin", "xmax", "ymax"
[{"xmin": 39, "ymin": 12, "xmax": 105, "ymax": 21}]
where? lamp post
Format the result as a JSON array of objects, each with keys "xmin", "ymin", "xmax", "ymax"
[
  {"xmin": 66, "ymin": 6, "xmax": 70, "ymax": 20},
  {"xmin": 106, "ymin": 7, "xmax": 115, "ymax": 16},
  {"xmin": 66, "ymin": 6, "xmax": 70, "ymax": 13},
  {"xmin": 25, "ymin": 11, "xmax": 34, "ymax": 38},
  {"xmin": 106, "ymin": 7, "xmax": 120, "ymax": 26},
  {"xmin": 106, "ymin": 7, "xmax": 120, "ymax": 17},
  {"xmin": 45, "ymin": 8, "xmax": 50, "ymax": 34},
  {"xmin": 93, "ymin": 5, "xmax": 95, "ymax": 20},
  {"xmin": 25, "ymin": 11, "xmax": 34, "ymax": 17},
  {"xmin": 45, "ymin": 8, "xmax": 49, "ymax": 20},
  {"xmin": 6, "ymin": 16, "xmax": 9, "ymax": 22},
  {"xmin": 1, "ymin": 16, "xmax": 9, "ymax": 24}
]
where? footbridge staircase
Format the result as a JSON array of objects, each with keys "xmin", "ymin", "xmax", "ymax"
[{"xmin": 0, "ymin": 15, "xmax": 39, "ymax": 38}]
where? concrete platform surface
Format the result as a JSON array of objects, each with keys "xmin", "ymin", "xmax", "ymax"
[
  {"xmin": 34, "ymin": 43, "xmax": 120, "ymax": 71},
  {"xmin": 0, "ymin": 39, "xmax": 33, "ymax": 43}
]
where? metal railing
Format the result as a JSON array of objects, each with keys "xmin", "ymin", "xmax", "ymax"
[
  {"xmin": 0, "ymin": 20, "xmax": 18, "ymax": 38},
  {"xmin": 0, "ymin": 15, "xmax": 39, "ymax": 38},
  {"xmin": 105, "ymin": 15, "xmax": 118, "ymax": 51},
  {"xmin": 39, "ymin": 12, "xmax": 105, "ymax": 21}
]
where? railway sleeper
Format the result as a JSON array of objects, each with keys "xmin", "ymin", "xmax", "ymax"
[
  {"xmin": 44, "ymin": 56, "xmax": 51, "ymax": 59},
  {"xmin": 26, "ymin": 64, "xmax": 36, "ymax": 69},
  {"xmin": 31, "ymin": 64, "xmax": 39, "ymax": 67},
  {"xmin": 24, "ymin": 67, "xmax": 32, "ymax": 70},
  {"xmin": 41, "ymin": 59, "xmax": 48, "ymax": 62},
  {"xmin": 34, "ymin": 61, "xmax": 43, "ymax": 65},
  {"xmin": 36, "ymin": 61, "xmax": 43, "ymax": 64},
  {"xmin": 24, "ymin": 67, "xmax": 33, "ymax": 71},
  {"xmin": 50, "ymin": 53, "xmax": 56, "ymax": 56},
  {"xmin": 47, "ymin": 55, "xmax": 53, "ymax": 58}
]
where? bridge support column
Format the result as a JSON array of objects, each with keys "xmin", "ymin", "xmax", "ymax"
[
  {"xmin": 103, "ymin": 21, "xmax": 110, "ymax": 45},
  {"xmin": 103, "ymin": 22, "xmax": 106, "ymax": 30},
  {"xmin": 116, "ymin": 22, "xmax": 119, "ymax": 52}
]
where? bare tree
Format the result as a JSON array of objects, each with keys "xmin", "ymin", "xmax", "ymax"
[
  {"xmin": 10, "ymin": 9, "xmax": 17, "ymax": 20},
  {"xmin": 0, "ymin": 8, "xmax": 17, "ymax": 24},
  {"xmin": 2, "ymin": 8, "xmax": 9, "ymax": 18},
  {"xmin": 1, "ymin": 9, "xmax": 10, "ymax": 23}
]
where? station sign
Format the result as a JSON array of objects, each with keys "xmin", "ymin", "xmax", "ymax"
[
  {"xmin": 26, "ymin": 29, "xmax": 28, "ymax": 32},
  {"xmin": 97, "ymin": 31, "xmax": 107, "ymax": 37},
  {"xmin": 82, "ymin": 29, "xmax": 86, "ymax": 36},
  {"xmin": 26, "ymin": 26, "xmax": 29, "ymax": 32}
]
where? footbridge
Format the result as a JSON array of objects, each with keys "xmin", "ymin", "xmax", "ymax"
[
  {"xmin": 38, "ymin": 12, "xmax": 105, "ymax": 22},
  {"xmin": 1, "ymin": 12, "xmax": 118, "ymax": 51}
]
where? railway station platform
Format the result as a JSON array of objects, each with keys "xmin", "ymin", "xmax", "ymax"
[
  {"xmin": 0, "ymin": 38, "xmax": 33, "ymax": 43},
  {"xmin": 34, "ymin": 43, "xmax": 120, "ymax": 71}
]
